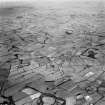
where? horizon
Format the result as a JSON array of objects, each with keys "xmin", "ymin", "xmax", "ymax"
[{"xmin": 0, "ymin": 0, "xmax": 103, "ymax": 8}]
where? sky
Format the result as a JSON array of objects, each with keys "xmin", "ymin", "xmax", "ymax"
[
  {"xmin": 0, "ymin": 0, "xmax": 101, "ymax": 2},
  {"xmin": 0, "ymin": 0, "xmax": 103, "ymax": 8}
]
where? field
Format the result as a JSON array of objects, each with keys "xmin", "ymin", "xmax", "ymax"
[{"xmin": 0, "ymin": 0, "xmax": 105, "ymax": 105}]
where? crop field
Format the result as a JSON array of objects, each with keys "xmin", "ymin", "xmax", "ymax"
[{"xmin": 1, "ymin": 0, "xmax": 105, "ymax": 105}]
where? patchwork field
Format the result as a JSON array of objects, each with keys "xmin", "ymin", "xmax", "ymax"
[{"xmin": 1, "ymin": 0, "xmax": 105, "ymax": 105}]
